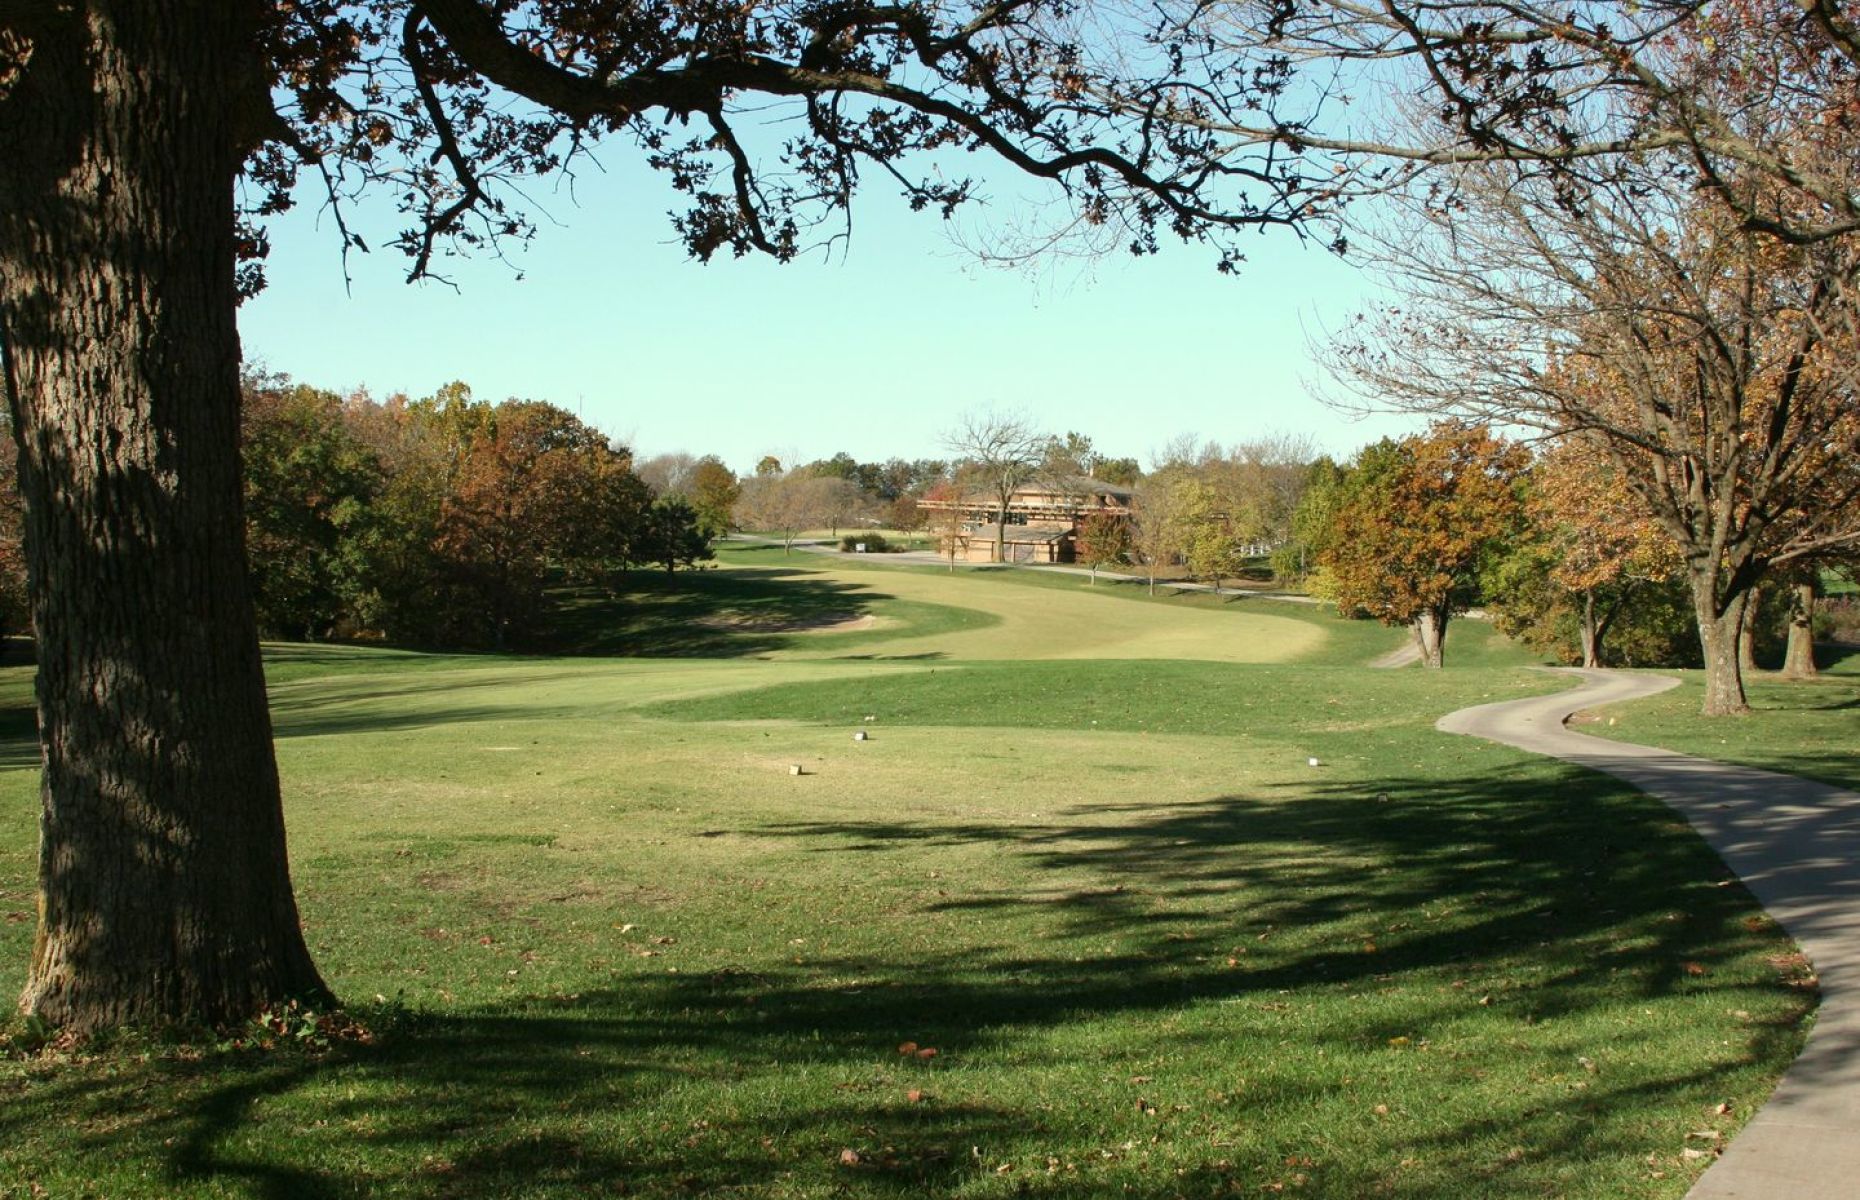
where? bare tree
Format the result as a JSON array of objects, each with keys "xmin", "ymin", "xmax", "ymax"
[
  {"xmin": 945, "ymin": 409, "xmax": 1049, "ymax": 565},
  {"xmin": 1204, "ymin": 1, "xmax": 1860, "ymax": 248},
  {"xmin": 734, "ymin": 471, "xmax": 837, "ymax": 555},
  {"xmin": 637, "ymin": 452, "xmax": 701, "ymax": 500}
]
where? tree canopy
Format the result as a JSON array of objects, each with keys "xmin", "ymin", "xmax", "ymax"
[{"xmin": 1318, "ymin": 424, "xmax": 1527, "ymax": 668}]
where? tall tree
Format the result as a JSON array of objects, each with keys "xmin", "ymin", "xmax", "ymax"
[
  {"xmin": 1, "ymin": 7, "xmax": 335, "ymax": 1026},
  {"xmin": 1075, "ymin": 512, "xmax": 1130, "ymax": 584},
  {"xmin": 1275, "ymin": 457, "xmax": 1348, "ymax": 587},
  {"xmin": 946, "ymin": 410, "xmax": 1048, "ymax": 564},
  {"xmin": 1129, "ymin": 471, "xmax": 1190, "ymax": 596},
  {"xmin": 1524, "ymin": 442, "xmax": 1680, "ymax": 669},
  {"xmin": 734, "ymin": 470, "xmax": 837, "ymax": 554},
  {"xmin": 921, "ymin": 478, "xmax": 970, "ymax": 573},
  {"xmin": 434, "ymin": 400, "xmax": 628, "ymax": 647},
  {"xmin": 1320, "ymin": 424, "xmax": 1527, "ymax": 668},
  {"xmin": 1, "ymin": 0, "xmax": 1350, "ymax": 1029},
  {"xmin": 1175, "ymin": 477, "xmax": 1239, "ymax": 594},
  {"xmin": 1326, "ymin": 134, "xmax": 1860, "ymax": 712},
  {"xmin": 242, "ymin": 378, "xmax": 386, "ymax": 640},
  {"xmin": 686, "ymin": 457, "xmax": 741, "ymax": 541}
]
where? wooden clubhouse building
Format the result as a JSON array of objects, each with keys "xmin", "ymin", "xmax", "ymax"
[{"xmin": 918, "ymin": 477, "xmax": 1134, "ymax": 564}]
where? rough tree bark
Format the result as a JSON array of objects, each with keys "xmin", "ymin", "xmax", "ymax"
[
  {"xmin": 0, "ymin": 4, "xmax": 330, "ymax": 1028},
  {"xmin": 1737, "ymin": 585, "xmax": 1763, "ymax": 679},
  {"xmin": 1412, "ymin": 605, "xmax": 1448, "ymax": 669},
  {"xmin": 1782, "ymin": 581, "xmax": 1820, "ymax": 680},
  {"xmin": 1580, "ymin": 591, "xmax": 1602, "ymax": 670},
  {"xmin": 1692, "ymin": 572, "xmax": 1752, "ymax": 716}
]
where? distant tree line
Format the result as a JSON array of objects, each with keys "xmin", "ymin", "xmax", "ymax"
[
  {"xmin": 16, "ymin": 383, "xmax": 1844, "ymax": 681},
  {"xmin": 240, "ymin": 375, "xmax": 712, "ymax": 649},
  {"xmin": 1280, "ymin": 423, "xmax": 1855, "ymax": 675}
]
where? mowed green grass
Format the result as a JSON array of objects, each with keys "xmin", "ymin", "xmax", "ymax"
[
  {"xmin": 639, "ymin": 548, "xmax": 1337, "ymax": 663},
  {"xmin": 1583, "ymin": 647, "xmax": 1860, "ymax": 791},
  {"xmin": 0, "ymin": 563, "xmax": 1813, "ymax": 1199}
]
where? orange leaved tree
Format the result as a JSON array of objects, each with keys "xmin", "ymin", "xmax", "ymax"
[{"xmin": 1320, "ymin": 423, "xmax": 1527, "ymax": 668}]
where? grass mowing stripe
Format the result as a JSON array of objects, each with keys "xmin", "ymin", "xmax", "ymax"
[{"xmin": 647, "ymin": 660, "xmax": 1558, "ymax": 738}]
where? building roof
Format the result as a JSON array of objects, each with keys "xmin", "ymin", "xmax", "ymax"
[
  {"xmin": 1026, "ymin": 476, "xmax": 1136, "ymax": 501},
  {"xmin": 965, "ymin": 523, "xmax": 1072, "ymax": 544},
  {"xmin": 920, "ymin": 476, "xmax": 1135, "ymax": 511}
]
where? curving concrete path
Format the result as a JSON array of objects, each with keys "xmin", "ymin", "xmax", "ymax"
[{"xmin": 1439, "ymin": 668, "xmax": 1860, "ymax": 1199}]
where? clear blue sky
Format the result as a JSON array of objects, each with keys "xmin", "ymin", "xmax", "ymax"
[{"xmin": 240, "ymin": 154, "xmax": 1421, "ymax": 475}]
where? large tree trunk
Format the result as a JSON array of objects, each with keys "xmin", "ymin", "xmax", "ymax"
[
  {"xmin": 1580, "ymin": 590, "xmax": 1601, "ymax": 669},
  {"xmin": 0, "ymin": 4, "xmax": 330, "ymax": 1029},
  {"xmin": 1737, "ymin": 584, "xmax": 1762, "ymax": 678},
  {"xmin": 1782, "ymin": 580, "xmax": 1819, "ymax": 680},
  {"xmin": 1412, "ymin": 605, "xmax": 1447, "ymax": 669},
  {"xmin": 1690, "ymin": 572, "xmax": 1750, "ymax": 716}
]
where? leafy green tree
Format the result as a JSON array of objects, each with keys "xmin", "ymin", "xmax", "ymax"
[
  {"xmin": 1094, "ymin": 457, "xmax": 1143, "ymax": 487},
  {"xmin": 1040, "ymin": 432, "xmax": 1100, "ymax": 479},
  {"xmin": 1500, "ymin": 443, "xmax": 1679, "ymax": 669},
  {"xmin": 241, "ymin": 378, "xmax": 385, "ymax": 640},
  {"xmin": 1129, "ymin": 471, "xmax": 1190, "ymax": 595},
  {"xmin": 638, "ymin": 498, "xmax": 713, "ymax": 577},
  {"xmin": 1175, "ymin": 478, "xmax": 1240, "ymax": 594},
  {"xmin": 1273, "ymin": 457, "xmax": 1346, "ymax": 586}
]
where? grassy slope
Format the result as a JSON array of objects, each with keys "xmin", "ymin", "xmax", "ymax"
[
  {"xmin": 1583, "ymin": 647, "xmax": 1860, "ymax": 791},
  {"xmin": 0, "ymin": 563, "xmax": 1810, "ymax": 1199},
  {"xmin": 710, "ymin": 551, "xmax": 1331, "ymax": 664}
]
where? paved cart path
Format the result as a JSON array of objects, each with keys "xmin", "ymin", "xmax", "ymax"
[{"xmin": 1438, "ymin": 669, "xmax": 1860, "ymax": 1199}]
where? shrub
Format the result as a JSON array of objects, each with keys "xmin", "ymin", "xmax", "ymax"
[{"xmin": 839, "ymin": 533, "xmax": 890, "ymax": 553}]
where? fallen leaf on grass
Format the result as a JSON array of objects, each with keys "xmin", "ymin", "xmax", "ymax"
[
  {"xmin": 839, "ymin": 1148, "xmax": 861, "ymax": 1167},
  {"xmin": 897, "ymin": 1041, "xmax": 918, "ymax": 1055},
  {"xmin": 906, "ymin": 1089, "xmax": 924, "ymax": 1104}
]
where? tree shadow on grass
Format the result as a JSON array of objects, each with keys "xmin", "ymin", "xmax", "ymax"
[
  {"xmin": 0, "ymin": 698, "xmax": 37, "ymax": 769},
  {"xmin": 262, "ymin": 669, "xmax": 604, "ymax": 741},
  {"xmin": 0, "ymin": 761, "xmax": 1815, "ymax": 1198},
  {"xmin": 1815, "ymin": 642, "xmax": 1859, "ymax": 673},
  {"xmin": 534, "ymin": 569, "xmax": 896, "ymax": 657},
  {"xmin": 754, "ymin": 759, "xmax": 1809, "ymax": 1014}
]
